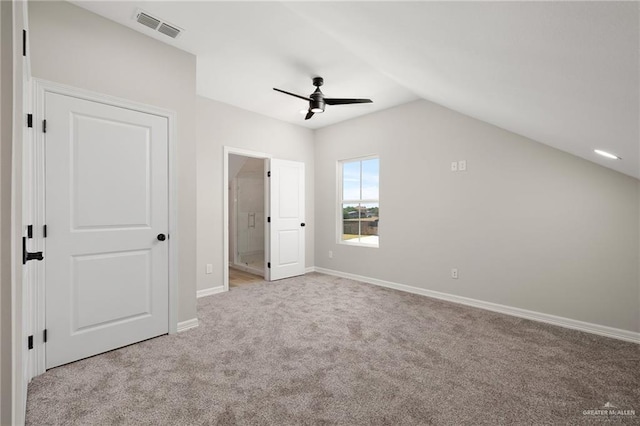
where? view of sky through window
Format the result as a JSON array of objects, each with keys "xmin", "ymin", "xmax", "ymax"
[{"xmin": 343, "ymin": 158, "xmax": 379, "ymax": 201}]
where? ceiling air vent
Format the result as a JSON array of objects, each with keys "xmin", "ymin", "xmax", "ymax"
[
  {"xmin": 134, "ymin": 9, "xmax": 183, "ymax": 39},
  {"xmin": 135, "ymin": 11, "xmax": 160, "ymax": 30},
  {"xmin": 158, "ymin": 23, "xmax": 181, "ymax": 39}
]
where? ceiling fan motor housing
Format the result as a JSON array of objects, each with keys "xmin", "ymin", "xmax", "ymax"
[{"xmin": 310, "ymin": 88, "xmax": 326, "ymax": 113}]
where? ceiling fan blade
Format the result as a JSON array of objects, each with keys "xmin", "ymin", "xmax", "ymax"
[
  {"xmin": 305, "ymin": 110, "xmax": 314, "ymax": 120},
  {"xmin": 324, "ymin": 98, "xmax": 373, "ymax": 105},
  {"xmin": 273, "ymin": 88, "xmax": 311, "ymax": 102}
]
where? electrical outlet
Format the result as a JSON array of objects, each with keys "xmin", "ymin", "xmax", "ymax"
[
  {"xmin": 206, "ymin": 264, "xmax": 213, "ymax": 274},
  {"xmin": 451, "ymin": 268, "xmax": 458, "ymax": 279},
  {"xmin": 451, "ymin": 161, "xmax": 458, "ymax": 172},
  {"xmin": 458, "ymin": 160, "xmax": 467, "ymax": 171},
  {"xmin": 328, "ymin": 250, "xmax": 333, "ymax": 259}
]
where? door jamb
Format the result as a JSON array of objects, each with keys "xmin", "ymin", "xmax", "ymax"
[
  {"xmin": 223, "ymin": 146, "xmax": 271, "ymax": 291},
  {"xmin": 31, "ymin": 79, "xmax": 179, "ymax": 376}
]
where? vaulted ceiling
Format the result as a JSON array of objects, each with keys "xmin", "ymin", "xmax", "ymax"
[{"xmin": 71, "ymin": 1, "xmax": 639, "ymax": 178}]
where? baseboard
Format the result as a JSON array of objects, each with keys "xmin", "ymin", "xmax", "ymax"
[
  {"xmin": 305, "ymin": 266, "xmax": 316, "ymax": 274},
  {"xmin": 314, "ymin": 267, "xmax": 640, "ymax": 344},
  {"xmin": 177, "ymin": 318, "xmax": 199, "ymax": 333},
  {"xmin": 197, "ymin": 286, "xmax": 226, "ymax": 298},
  {"xmin": 230, "ymin": 263, "xmax": 264, "ymax": 277}
]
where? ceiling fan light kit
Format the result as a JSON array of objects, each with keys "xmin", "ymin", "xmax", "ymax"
[
  {"xmin": 274, "ymin": 76, "xmax": 372, "ymax": 120},
  {"xmin": 309, "ymin": 98, "xmax": 325, "ymax": 113}
]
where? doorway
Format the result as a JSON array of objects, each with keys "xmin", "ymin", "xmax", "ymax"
[
  {"xmin": 222, "ymin": 147, "xmax": 306, "ymax": 291},
  {"xmin": 228, "ymin": 154, "xmax": 267, "ymax": 287}
]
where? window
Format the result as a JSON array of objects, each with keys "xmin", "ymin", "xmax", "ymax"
[{"xmin": 339, "ymin": 156, "xmax": 379, "ymax": 247}]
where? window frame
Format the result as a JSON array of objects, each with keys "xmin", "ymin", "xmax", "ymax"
[{"xmin": 336, "ymin": 155, "xmax": 380, "ymax": 248}]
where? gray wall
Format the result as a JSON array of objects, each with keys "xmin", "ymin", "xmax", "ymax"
[
  {"xmin": 315, "ymin": 100, "xmax": 640, "ymax": 332},
  {"xmin": 2, "ymin": 1, "xmax": 28, "ymax": 423},
  {"xmin": 28, "ymin": 1, "xmax": 198, "ymax": 322},
  {"xmin": 1, "ymin": 2, "xmax": 13, "ymax": 422},
  {"xmin": 197, "ymin": 96, "xmax": 314, "ymax": 291}
]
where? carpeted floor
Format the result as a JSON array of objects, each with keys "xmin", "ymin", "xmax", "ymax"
[{"xmin": 26, "ymin": 273, "xmax": 639, "ymax": 425}]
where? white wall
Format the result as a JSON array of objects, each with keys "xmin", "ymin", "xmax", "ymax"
[
  {"xmin": 28, "ymin": 1, "xmax": 198, "ymax": 322},
  {"xmin": 315, "ymin": 99, "xmax": 640, "ymax": 333},
  {"xmin": 197, "ymin": 96, "xmax": 314, "ymax": 292}
]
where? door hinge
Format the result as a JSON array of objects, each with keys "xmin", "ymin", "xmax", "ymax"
[
  {"xmin": 43, "ymin": 329, "xmax": 48, "ymax": 343},
  {"xmin": 27, "ymin": 114, "xmax": 33, "ymax": 128},
  {"xmin": 267, "ymin": 217, "xmax": 270, "ymax": 223},
  {"xmin": 43, "ymin": 119, "xmax": 47, "ymax": 133},
  {"xmin": 43, "ymin": 225, "xmax": 47, "ymax": 238},
  {"xmin": 267, "ymin": 171, "xmax": 271, "ymax": 177},
  {"xmin": 27, "ymin": 225, "xmax": 33, "ymax": 238},
  {"xmin": 22, "ymin": 30, "xmax": 26, "ymax": 57},
  {"xmin": 28, "ymin": 335, "xmax": 33, "ymax": 350},
  {"xmin": 267, "ymin": 262, "xmax": 271, "ymax": 269}
]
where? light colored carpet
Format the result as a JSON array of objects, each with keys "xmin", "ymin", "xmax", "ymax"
[{"xmin": 26, "ymin": 273, "xmax": 639, "ymax": 425}]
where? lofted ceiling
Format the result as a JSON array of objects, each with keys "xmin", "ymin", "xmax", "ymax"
[{"xmin": 70, "ymin": 1, "xmax": 639, "ymax": 178}]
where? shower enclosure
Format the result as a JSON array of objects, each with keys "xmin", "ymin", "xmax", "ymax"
[{"xmin": 231, "ymin": 157, "xmax": 265, "ymax": 275}]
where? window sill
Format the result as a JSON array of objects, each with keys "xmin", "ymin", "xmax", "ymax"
[{"xmin": 338, "ymin": 239, "xmax": 379, "ymax": 249}]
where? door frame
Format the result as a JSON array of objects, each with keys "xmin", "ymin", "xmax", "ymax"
[
  {"xmin": 223, "ymin": 146, "xmax": 271, "ymax": 291},
  {"xmin": 30, "ymin": 79, "xmax": 179, "ymax": 376}
]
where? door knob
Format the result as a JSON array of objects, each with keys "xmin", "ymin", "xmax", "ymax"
[
  {"xmin": 157, "ymin": 233, "xmax": 166, "ymax": 241},
  {"xmin": 301, "ymin": 223, "xmax": 306, "ymax": 227}
]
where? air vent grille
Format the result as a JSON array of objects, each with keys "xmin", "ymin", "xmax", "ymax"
[
  {"xmin": 158, "ymin": 23, "xmax": 181, "ymax": 39},
  {"xmin": 136, "ymin": 12, "xmax": 160, "ymax": 30},
  {"xmin": 134, "ymin": 9, "xmax": 183, "ymax": 39}
]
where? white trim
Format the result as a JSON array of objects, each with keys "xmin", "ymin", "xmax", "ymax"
[
  {"xmin": 177, "ymin": 318, "xmax": 199, "ymax": 332},
  {"xmin": 167, "ymin": 102, "xmax": 179, "ymax": 336},
  {"xmin": 314, "ymin": 267, "xmax": 640, "ymax": 344},
  {"xmin": 339, "ymin": 239, "xmax": 380, "ymax": 249},
  {"xmin": 305, "ymin": 266, "xmax": 316, "ymax": 274},
  {"xmin": 197, "ymin": 286, "xmax": 225, "ymax": 298},
  {"xmin": 13, "ymin": 2, "xmax": 31, "ymax": 423},
  {"xmin": 31, "ymin": 79, "xmax": 180, "ymax": 377},
  {"xmin": 223, "ymin": 146, "xmax": 272, "ymax": 292},
  {"xmin": 230, "ymin": 262, "xmax": 264, "ymax": 277}
]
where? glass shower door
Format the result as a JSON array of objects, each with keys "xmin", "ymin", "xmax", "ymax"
[{"xmin": 236, "ymin": 174, "xmax": 265, "ymax": 274}]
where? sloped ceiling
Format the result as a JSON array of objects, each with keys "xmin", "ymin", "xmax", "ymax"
[{"xmin": 70, "ymin": 1, "xmax": 639, "ymax": 178}]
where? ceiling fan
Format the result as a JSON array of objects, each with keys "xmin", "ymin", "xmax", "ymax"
[{"xmin": 273, "ymin": 77, "xmax": 373, "ymax": 120}]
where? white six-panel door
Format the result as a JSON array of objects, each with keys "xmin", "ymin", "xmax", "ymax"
[
  {"xmin": 45, "ymin": 92, "xmax": 169, "ymax": 368},
  {"xmin": 269, "ymin": 159, "xmax": 305, "ymax": 281}
]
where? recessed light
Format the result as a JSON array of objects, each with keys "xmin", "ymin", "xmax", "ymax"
[{"xmin": 594, "ymin": 149, "xmax": 621, "ymax": 160}]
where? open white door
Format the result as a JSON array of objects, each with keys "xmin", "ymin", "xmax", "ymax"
[
  {"xmin": 269, "ymin": 159, "xmax": 305, "ymax": 281},
  {"xmin": 44, "ymin": 92, "xmax": 169, "ymax": 368}
]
